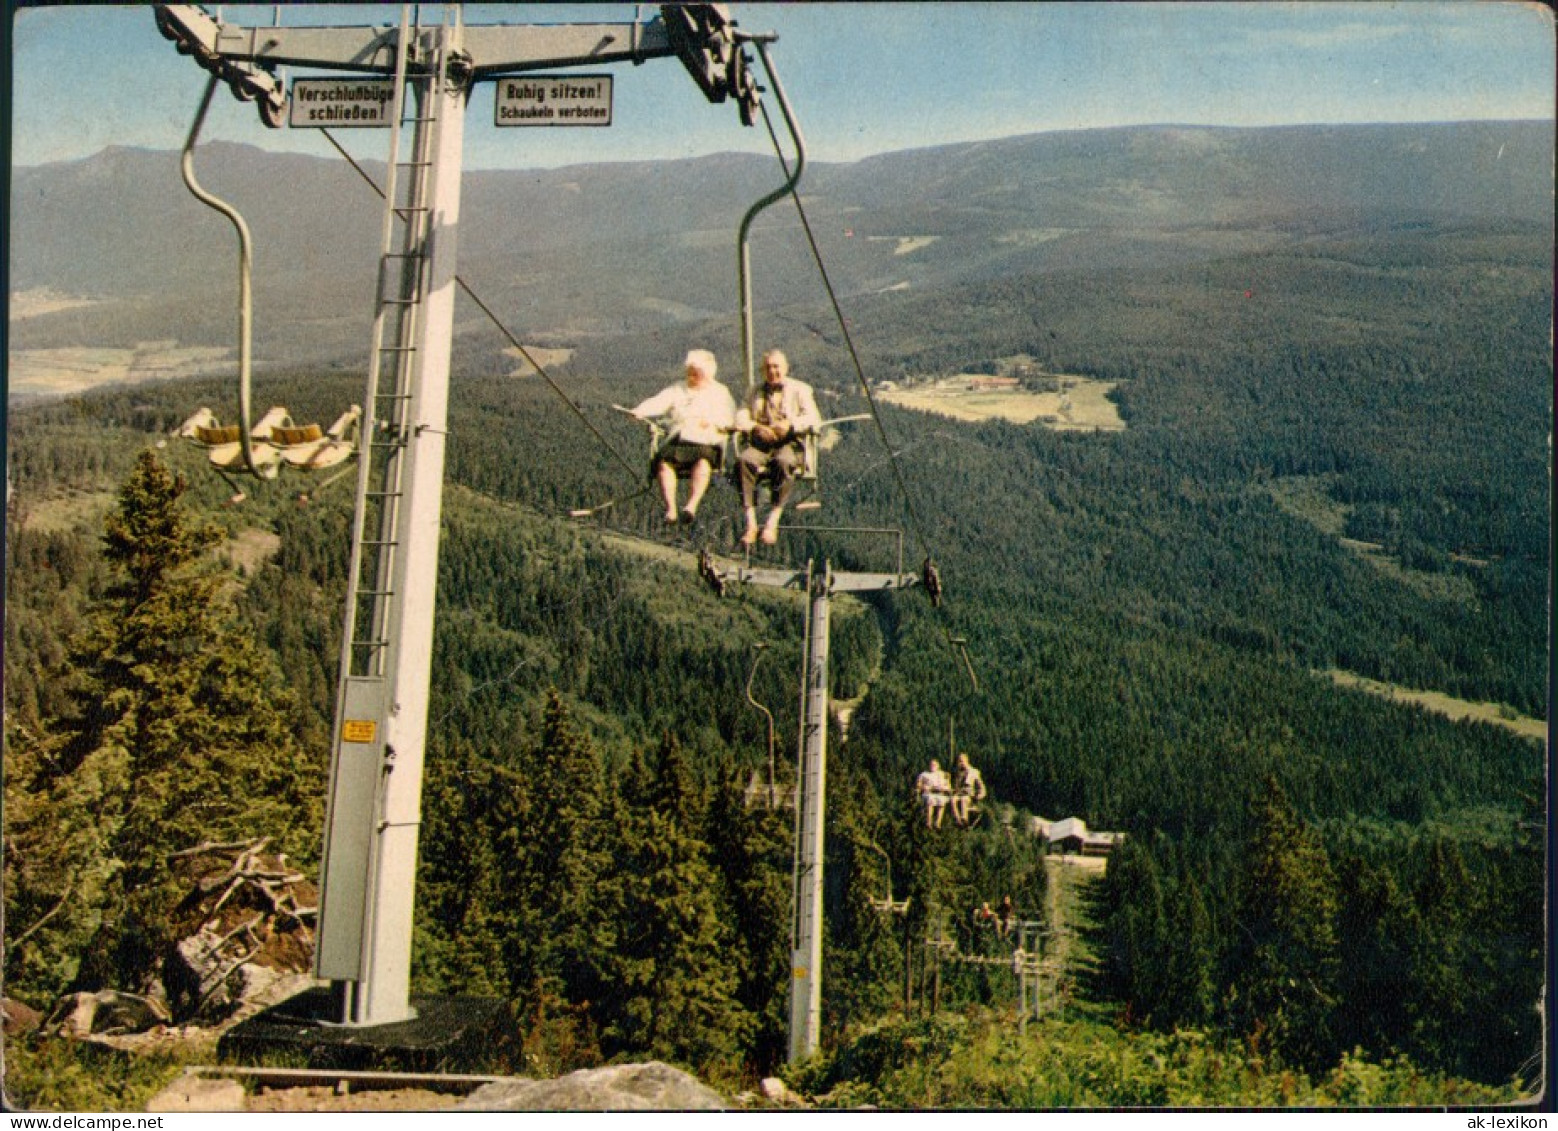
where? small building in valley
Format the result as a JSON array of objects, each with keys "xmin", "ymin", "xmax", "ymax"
[{"xmin": 1031, "ymin": 815, "xmax": 1123, "ymax": 856}]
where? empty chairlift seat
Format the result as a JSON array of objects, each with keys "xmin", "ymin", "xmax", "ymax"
[
  {"xmin": 176, "ymin": 405, "xmax": 361, "ymax": 477},
  {"xmin": 276, "ymin": 405, "xmax": 361, "ymax": 470},
  {"xmin": 177, "ymin": 405, "xmax": 290, "ymax": 478}
]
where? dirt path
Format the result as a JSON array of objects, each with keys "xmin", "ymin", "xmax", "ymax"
[{"xmin": 1042, "ymin": 855, "xmax": 1107, "ymax": 1008}]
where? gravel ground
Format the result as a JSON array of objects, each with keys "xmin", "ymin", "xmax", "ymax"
[{"xmin": 242, "ymin": 1084, "xmax": 465, "ymax": 1112}]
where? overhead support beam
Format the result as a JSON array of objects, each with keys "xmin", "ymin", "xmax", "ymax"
[
  {"xmin": 156, "ymin": 3, "xmax": 759, "ymax": 130},
  {"xmin": 205, "ymin": 20, "xmax": 676, "ymax": 75}
]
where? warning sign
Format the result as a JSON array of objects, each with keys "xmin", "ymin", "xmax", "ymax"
[
  {"xmin": 342, "ymin": 719, "xmax": 378, "ymax": 743},
  {"xmin": 290, "ymin": 79, "xmax": 394, "ymax": 128},
  {"xmin": 495, "ymin": 75, "xmax": 613, "ymax": 127}
]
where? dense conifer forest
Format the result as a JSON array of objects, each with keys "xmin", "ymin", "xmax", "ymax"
[{"xmin": 4, "ymin": 202, "xmax": 1549, "ymax": 1105}]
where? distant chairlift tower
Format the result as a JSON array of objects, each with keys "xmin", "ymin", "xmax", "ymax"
[
  {"xmin": 701, "ymin": 541, "xmax": 921, "ymax": 1062},
  {"xmin": 153, "ymin": 1, "xmax": 763, "ymax": 1029}
]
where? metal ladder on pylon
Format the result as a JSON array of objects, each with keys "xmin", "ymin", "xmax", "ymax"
[{"xmin": 341, "ymin": 5, "xmax": 446, "ymax": 680}]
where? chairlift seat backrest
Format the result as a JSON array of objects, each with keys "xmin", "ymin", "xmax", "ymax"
[
  {"xmin": 279, "ymin": 405, "xmax": 362, "ymax": 471},
  {"xmin": 249, "ymin": 406, "xmax": 293, "ymax": 439},
  {"xmin": 273, "ymin": 423, "xmax": 324, "ymax": 446},
  {"xmin": 176, "ymin": 406, "xmax": 220, "ymax": 441},
  {"xmin": 195, "ymin": 423, "xmax": 243, "ymax": 446}
]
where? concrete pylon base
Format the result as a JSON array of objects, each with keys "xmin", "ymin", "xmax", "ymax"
[{"xmin": 218, "ymin": 985, "xmax": 517, "ymax": 1073}]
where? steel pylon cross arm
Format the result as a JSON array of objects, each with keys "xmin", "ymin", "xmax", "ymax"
[
  {"xmin": 201, "ymin": 18, "xmax": 682, "ymax": 76},
  {"xmin": 155, "ymin": 4, "xmax": 764, "ymax": 129},
  {"xmin": 156, "ymin": 3, "xmax": 759, "ymax": 81}
]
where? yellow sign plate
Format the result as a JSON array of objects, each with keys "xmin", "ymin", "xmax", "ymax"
[{"xmin": 342, "ymin": 719, "xmax": 377, "ymax": 744}]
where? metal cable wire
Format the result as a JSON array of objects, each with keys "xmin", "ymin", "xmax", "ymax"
[
  {"xmin": 756, "ymin": 100, "xmax": 938, "ymax": 567},
  {"xmin": 320, "ymin": 128, "xmax": 642, "ymax": 482},
  {"xmin": 756, "ymin": 99, "xmax": 982, "ymax": 697}
]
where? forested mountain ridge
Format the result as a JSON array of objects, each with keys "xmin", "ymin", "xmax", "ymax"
[
  {"xmin": 10, "ymin": 119, "xmax": 1552, "ymax": 383},
  {"xmin": 5, "ymin": 119, "xmax": 1550, "ymax": 1103}
]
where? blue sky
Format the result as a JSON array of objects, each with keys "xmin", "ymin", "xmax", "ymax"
[{"xmin": 9, "ymin": 2, "xmax": 1556, "ymax": 171}]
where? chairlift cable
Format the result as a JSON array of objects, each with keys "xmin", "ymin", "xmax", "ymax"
[
  {"xmin": 756, "ymin": 100, "xmax": 979, "ymax": 694},
  {"xmin": 319, "ymin": 128, "xmax": 642, "ymax": 483},
  {"xmin": 755, "ymin": 94, "xmax": 937, "ymax": 570}
]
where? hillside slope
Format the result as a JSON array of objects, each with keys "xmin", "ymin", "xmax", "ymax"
[{"xmin": 10, "ymin": 120, "xmax": 1552, "ymax": 381}]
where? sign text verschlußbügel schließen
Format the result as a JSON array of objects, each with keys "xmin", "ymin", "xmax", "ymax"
[{"xmin": 289, "ymin": 79, "xmax": 394, "ymax": 128}]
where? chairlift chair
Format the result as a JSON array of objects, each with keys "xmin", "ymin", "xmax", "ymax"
[
  {"xmin": 177, "ymin": 403, "xmax": 290, "ymax": 480},
  {"xmin": 177, "ymin": 76, "xmax": 359, "ymax": 500},
  {"xmin": 726, "ymin": 38, "xmax": 852, "ymax": 518},
  {"xmin": 571, "ymin": 41, "xmax": 859, "ymax": 530},
  {"xmin": 276, "ymin": 405, "xmax": 362, "ymax": 471}
]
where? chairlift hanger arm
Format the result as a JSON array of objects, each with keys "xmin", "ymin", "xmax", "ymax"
[
  {"xmin": 180, "ymin": 74, "xmax": 269, "ymax": 481},
  {"xmin": 738, "ymin": 38, "xmax": 804, "ymax": 388}
]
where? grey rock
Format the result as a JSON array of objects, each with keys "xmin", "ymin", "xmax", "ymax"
[
  {"xmin": 2, "ymin": 998, "xmax": 44, "ymax": 1037},
  {"xmin": 456, "ymin": 1062, "xmax": 726, "ymax": 1111},
  {"xmin": 759, "ymin": 1076, "xmax": 803, "ymax": 1105},
  {"xmin": 46, "ymin": 990, "xmax": 170, "ymax": 1037},
  {"xmin": 146, "ymin": 1074, "xmax": 247, "ymax": 1113}
]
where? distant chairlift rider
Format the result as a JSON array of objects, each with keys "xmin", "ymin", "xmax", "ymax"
[
  {"xmin": 951, "ymin": 752, "xmax": 987, "ymax": 827},
  {"xmin": 916, "ymin": 758, "xmax": 952, "ymax": 829}
]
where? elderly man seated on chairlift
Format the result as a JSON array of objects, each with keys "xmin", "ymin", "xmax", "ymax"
[
  {"xmin": 951, "ymin": 751, "xmax": 987, "ymax": 827},
  {"xmin": 734, "ymin": 349, "xmax": 821, "ymax": 546}
]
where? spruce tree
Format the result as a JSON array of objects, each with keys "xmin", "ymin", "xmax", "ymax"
[
  {"xmin": 1096, "ymin": 835, "xmax": 1162, "ymax": 1020},
  {"xmin": 594, "ymin": 735, "xmax": 750, "ymax": 1073},
  {"xmin": 1098, "ymin": 835, "xmax": 1168, "ymax": 1025},
  {"xmin": 521, "ymin": 692, "xmax": 618, "ymax": 1019},
  {"xmin": 413, "ymin": 726, "xmax": 530, "ymax": 999},
  {"xmin": 1224, "ymin": 776, "xmax": 1340, "ymax": 1072},
  {"xmin": 1332, "ymin": 853, "xmax": 1417, "ymax": 1056},
  {"xmin": 707, "ymin": 764, "xmax": 793, "ymax": 1073},
  {"xmin": 4, "ymin": 450, "xmax": 317, "ymax": 1000},
  {"xmin": 1158, "ymin": 873, "xmax": 1216, "ymax": 1028},
  {"xmin": 823, "ymin": 767, "xmax": 903, "ymax": 1035},
  {"xmin": 1403, "ymin": 838, "xmax": 1473, "ymax": 1070}
]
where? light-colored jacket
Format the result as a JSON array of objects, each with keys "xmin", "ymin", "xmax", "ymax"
[
  {"xmin": 956, "ymin": 764, "xmax": 986, "ymax": 799},
  {"xmin": 734, "ymin": 378, "xmax": 822, "ymax": 437},
  {"xmin": 632, "ymin": 381, "xmax": 737, "ymax": 446},
  {"xmin": 917, "ymin": 769, "xmax": 951, "ymax": 799}
]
